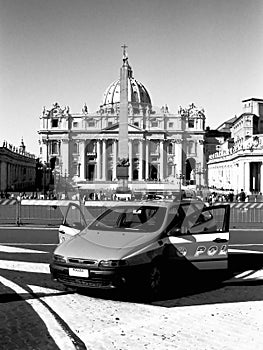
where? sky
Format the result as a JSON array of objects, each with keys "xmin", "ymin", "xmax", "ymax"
[{"xmin": 0, "ymin": 0, "xmax": 262, "ymax": 155}]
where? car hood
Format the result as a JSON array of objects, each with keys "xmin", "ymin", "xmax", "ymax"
[{"xmin": 55, "ymin": 229, "xmax": 158, "ymax": 260}]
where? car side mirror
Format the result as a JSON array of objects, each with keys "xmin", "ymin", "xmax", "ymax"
[{"xmin": 73, "ymin": 222, "xmax": 85, "ymax": 231}]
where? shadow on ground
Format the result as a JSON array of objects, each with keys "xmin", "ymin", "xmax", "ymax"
[{"xmin": 74, "ymin": 252, "xmax": 263, "ymax": 307}]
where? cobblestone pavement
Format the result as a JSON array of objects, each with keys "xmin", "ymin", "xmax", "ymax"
[
  {"xmin": 1, "ymin": 279, "xmax": 263, "ymax": 350},
  {"xmin": 0, "ymin": 284, "xmax": 59, "ymax": 350},
  {"xmin": 0, "ymin": 241, "xmax": 263, "ymax": 349}
]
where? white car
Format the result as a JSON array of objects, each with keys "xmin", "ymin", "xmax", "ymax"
[{"xmin": 51, "ymin": 200, "xmax": 230, "ymax": 297}]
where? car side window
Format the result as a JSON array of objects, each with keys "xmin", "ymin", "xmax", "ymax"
[
  {"xmin": 184, "ymin": 205, "xmax": 217, "ymax": 234},
  {"xmin": 166, "ymin": 205, "xmax": 186, "ymax": 235},
  {"xmin": 64, "ymin": 204, "xmax": 87, "ymax": 231}
]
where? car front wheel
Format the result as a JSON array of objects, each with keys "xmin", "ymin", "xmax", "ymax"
[{"xmin": 144, "ymin": 262, "xmax": 163, "ymax": 299}]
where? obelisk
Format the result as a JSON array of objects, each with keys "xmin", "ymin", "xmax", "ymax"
[
  {"xmin": 116, "ymin": 45, "xmax": 129, "ymax": 191},
  {"xmin": 119, "ymin": 45, "xmax": 129, "ymax": 159}
]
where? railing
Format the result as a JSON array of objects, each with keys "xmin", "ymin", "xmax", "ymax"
[{"xmin": 0, "ymin": 200, "xmax": 263, "ymax": 228}]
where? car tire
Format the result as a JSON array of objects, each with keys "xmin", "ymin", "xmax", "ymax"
[{"xmin": 144, "ymin": 261, "xmax": 163, "ymax": 299}]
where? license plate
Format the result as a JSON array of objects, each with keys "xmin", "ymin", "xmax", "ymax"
[{"xmin": 69, "ymin": 268, "xmax": 89, "ymax": 278}]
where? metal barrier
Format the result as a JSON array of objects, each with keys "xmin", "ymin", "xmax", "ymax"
[
  {"xmin": 229, "ymin": 202, "xmax": 263, "ymax": 227},
  {"xmin": 0, "ymin": 200, "xmax": 263, "ymax": 227},
  {"xmin": 0, "ymin": 203, "xmax": 17, "ymax": 225},
  {"xmin": 0, "ymin": 202, "xmax": 63, "ymax": 226}
]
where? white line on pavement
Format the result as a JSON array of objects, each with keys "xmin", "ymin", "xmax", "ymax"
[
  {"xmin": 0, "ymin": 260, "xmax": 49, "ymax": 273},
  {"xmin": 230, "ymin": 243, "xmax": 263, "ymax": 246},
  {"xmin": 0, "ymin": 245, "xmax": 48, "ymax": 254},
  {"xmin": 0, "ymin": 276, "xmax": 76, "ymax": 350},
  {"xmin": 0, "ymin": 226, "xmax": 58, "ymax": 230},
  {"xmin": 229, "ymin": 248, "xmax": 263, "ymax": 254},
  {"xmin": 230, "ymin": 269, "xmax": 263, "ymax": 281}
]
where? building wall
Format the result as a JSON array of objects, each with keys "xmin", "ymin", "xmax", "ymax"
[
  {"xmin": 208, "ymin": 98, "xmax": 263, "ymax": 195},
  {"xmin": 0, "ymin": 144, "xmax": 36, "ymax": 193}
]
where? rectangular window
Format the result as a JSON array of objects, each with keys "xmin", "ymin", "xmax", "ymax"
[
  {"xmin": 72, "ymin": 163, "xmax": 78, "ymax": 175},
  {"xmin": 133, "ymin": 143, "xmax": 139, "ymax": 154},
  {"xmin": 88, "ymin": 120, "xmax": 95, "ymax": 127},
  {"xmin": 188, "ymin": 141, "xmax": 195, "ymax": 154},
  {"xmin": 150, "ymin": 143, "xmax": 159, "ymax": 154},
  {"xmin": 151, "ymin": 121, "xmax": 158, "ymax": 127},
  {"xmin": 188, "ymin": 119, "xmax": 194, "ymax": 128},
  {"xmin": 73, "ymin": 122, "xmax": 78, "ymax": 128},
  {"xmin": 169, "ymin": 122, "xmax": 173, "ymax": 128},
  {"xmin": 51, "ymin": 119, "xmax": 58, "ymax": 128}
]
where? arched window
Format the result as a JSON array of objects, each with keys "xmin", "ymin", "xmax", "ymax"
[
  {"xmin": 51, "ymin": 141, "xmax": 58, "ymax": 154},
  {"xmin": 73, "ymin": 142, "xmax": 78, "ymax": 154}
]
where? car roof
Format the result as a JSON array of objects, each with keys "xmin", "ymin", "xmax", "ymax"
[{"xmin": 108, "ymin": 199, "xmax": 206, "ymax": 208}]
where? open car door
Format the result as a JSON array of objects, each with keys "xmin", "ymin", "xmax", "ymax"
[
  {"xmin": 58, "ymin": 203, "xmax": 87, "ymax": 244},
  {"xmin": 168, "ymin": 204, "xmax": 230, "ymax": 270}
]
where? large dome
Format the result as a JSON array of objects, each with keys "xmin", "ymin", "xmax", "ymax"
[{"xmin": 100, "ymin": 63, "xmax": 152, "ymax": 113}]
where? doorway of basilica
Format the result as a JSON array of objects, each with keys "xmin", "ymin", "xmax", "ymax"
[
  {"xmin": 86, "ymin": 163, "xmax": 95, "ymax": 181},
  {"xmin": 185, "ymin": 158, "xmax": 196, "ymax": 185},
  {"xmin": 150, "ymin": 164, "xmax": 158, "ymax": 180},
  {"xmin": 250, "ymin": 162, "xmax": 261, "ymax": 192}
]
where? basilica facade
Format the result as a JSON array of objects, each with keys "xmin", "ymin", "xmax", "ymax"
[{"xmin": 38, "ymin": 52, "xmax": 206, "ymax": 191}]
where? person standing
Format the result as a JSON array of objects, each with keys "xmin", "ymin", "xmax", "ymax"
[
  {"xmin": 228, "ymin": 191, "xmax": 234, "ymax": 202},
  {"xmin": 239, "ymin": 189, "xmax": 246, "ymax": 202}
]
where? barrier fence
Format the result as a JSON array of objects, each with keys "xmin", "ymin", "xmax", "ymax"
[{"xmin": 0, "ymin": 200, "xmax": 263, "ymax": 228}]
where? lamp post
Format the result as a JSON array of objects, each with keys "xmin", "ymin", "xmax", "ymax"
[
  {"xmin": 196, "ymin": 163, "xmax": 204, "ymax": 197},
  {"xmin": 176, "ymin": 173, "xmax": 184, "ymax": 198},
  {"xmin": 64, "ymin": 170, "xmax": 68, "ymax": 199},
  {"xmin": 42, "ymin": 163, "xmax": 46, "ymax": 198}
]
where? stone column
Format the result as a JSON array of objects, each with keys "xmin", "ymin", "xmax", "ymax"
[
  {"xmin": 244, "ymin": 161, "xmax": 250, "ymax": 194},
  {"xmin": 260, "ymin": 162, "xmax": 263, "ymax": 194},
  {"xmin": 102, "ymin": 139, "xmax": 107, "ymax": 180},
  {"xmin": 96, "ymin": 140, "xmax": 101, "ymax": 180},
  {"xmin": 159, "ymin": 140, "xmax": 164, "ymax": 180},
  {"xmin": 145, "ymin": 140, "xmax": 149, "ymax": 180},
  {"xmin": 139, "ymin": 140, "xmax": 143, "ymax": 180},
  {"xmin": 78, "ymin": 141, "xmax": 85, "ymax": 180},
  {"xmin": 175, "ymin": 139, "xmax": 182, "ymax": 178},
  {"xmin": 112, "ymin": 140, "xmax": 117, "ymax": 180},
  {"xmin": 129, "ymin": 140, "xmax": 133, "ymax": 180},
  {"xmin": 61, "ymin": 139, "xmax": 69, "ymax": 176}
]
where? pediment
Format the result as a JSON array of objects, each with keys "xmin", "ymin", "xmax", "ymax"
[{"xmin": 102, "ymin": 123, "xmax": 143, "ymax": 132}]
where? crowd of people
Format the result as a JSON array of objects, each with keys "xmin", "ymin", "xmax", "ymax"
[
  {"xmin": 208, "ymin": 189, "xmax": 263, "ymax": 204},
  {"xmin": 1, "ymin": 188, "xmax": 263, "ymax": 203}
]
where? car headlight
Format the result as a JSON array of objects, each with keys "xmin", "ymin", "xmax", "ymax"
[
  {"xmin": 53, "ymin": 254, "xmax": 67, "ymax": 263},
  {"xmin": 98, "ymin": 260, "xmax": 128, "ymax": 268}
]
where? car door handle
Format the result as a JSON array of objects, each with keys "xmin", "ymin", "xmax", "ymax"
[{"xmin": 213, "ymin": 238, "xmax": 228, "ymax": 243}]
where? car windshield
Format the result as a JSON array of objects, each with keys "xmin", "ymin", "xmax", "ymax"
[{"xmin": 88, "ymin": 205, "xmax": 166, "ymax": 232}]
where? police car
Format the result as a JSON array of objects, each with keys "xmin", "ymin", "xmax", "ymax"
[{"xmin": 50, "ymin": 200, "xmax": 230, "ymax": 296}]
